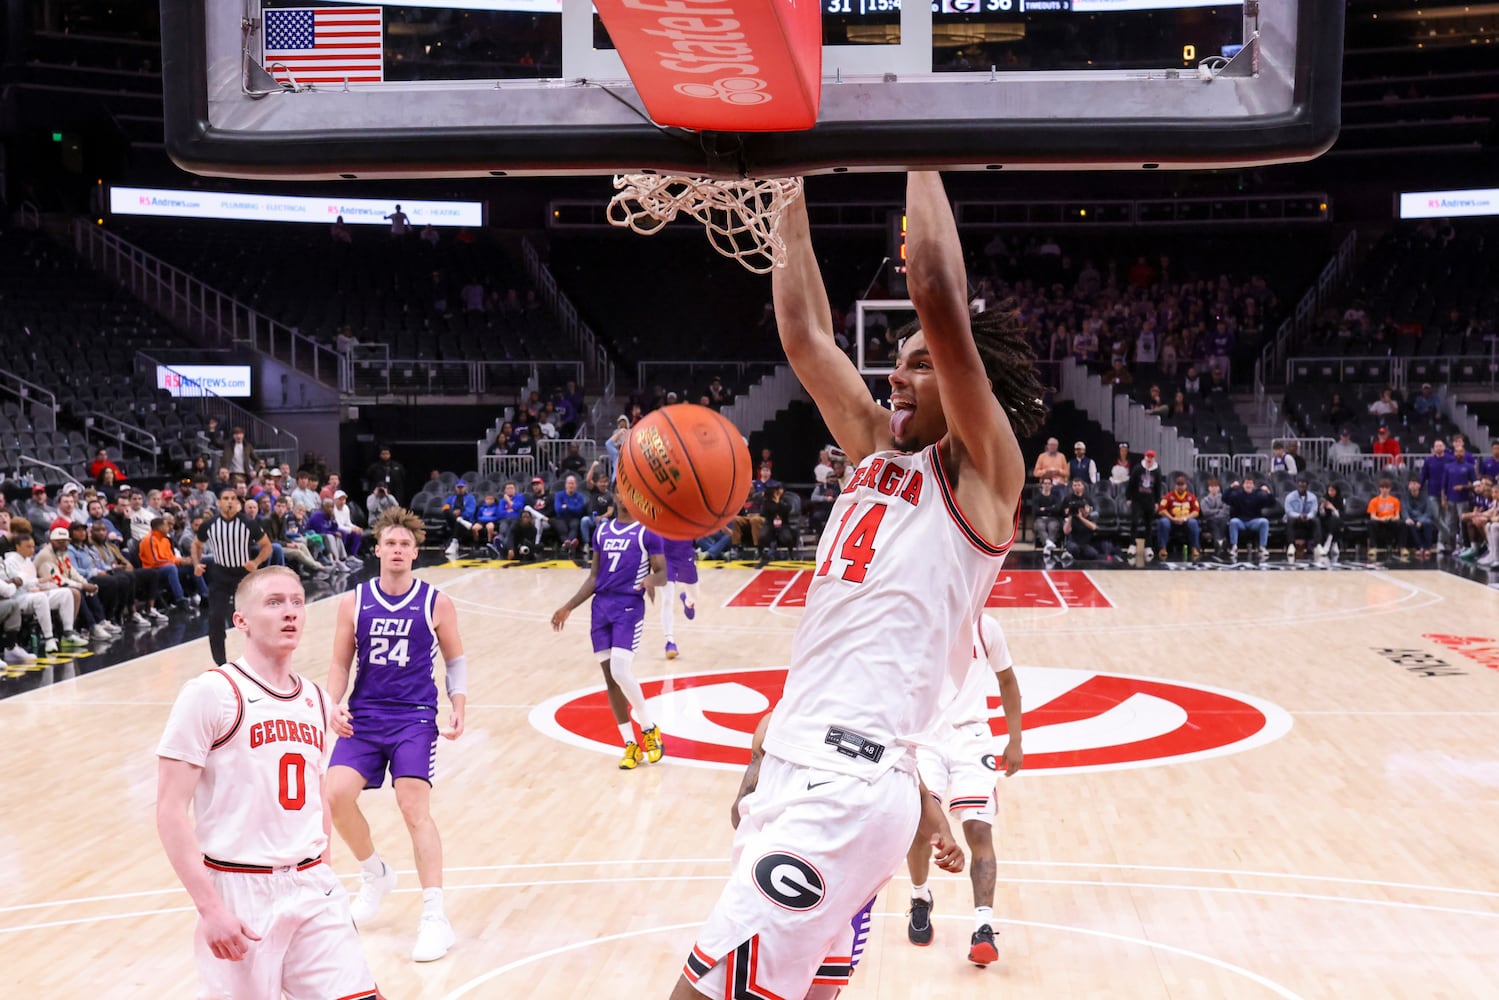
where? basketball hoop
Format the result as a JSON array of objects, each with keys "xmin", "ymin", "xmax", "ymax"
[{"xmin": 607, "ymin": 175, "xmax": 805, "ymax": 275}]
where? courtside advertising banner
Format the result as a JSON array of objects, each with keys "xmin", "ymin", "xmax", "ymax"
[
  {"xmin": 1397, "ymin": 188, "xmax": 1499, "ymax": 221},
  {"xmin": 110, "ymin": 187, "xmax": 485, "ymax": 227},
  {"xmin": 592, "ymin": 0, "xmax": 823, "ymax": 131}
]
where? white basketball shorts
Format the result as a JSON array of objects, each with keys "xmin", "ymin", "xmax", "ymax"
[
  {"xmin": 195, "ymin": 860, "xmax": 377, "ymax": 1000},
  {"xmin": 915, "ymin": 722, "xmax": 1001, "ymax": 826},
  {"xmin": 684, "ymin": 754, "xmax": 919, "ymax": 999}
]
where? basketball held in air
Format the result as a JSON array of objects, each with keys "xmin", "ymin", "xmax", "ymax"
[{"xmin": 615, "ymin": 404, "xmax": 752, "ymax": 541}]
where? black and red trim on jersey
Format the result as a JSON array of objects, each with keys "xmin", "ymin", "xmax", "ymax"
[
  {"xmin": 812, "ymin": 954, "xmax": 853, "ymax": 987},
  {"xmin": 683, "ymin": 943, "xmax": 715, "ymax": 983},
  {"xmin": 929, "ymin": 445, "xmax": 1016, "ymax": 557},
  {"xmin": 203, "ymin": 855, "xmax": 322, "ymax": 874},
  {"xmin": 231, "ymin": 660, "xmax": 304, "ymax": 701},
  {"xmin": 208, "ymin": 667, "xmax": 244, "ymax": 750},
  {"xmin": 331, "ymin": 990, "xmax": 379, "ymax": 1000},
  {"xmin": 950, "ymin": 796, "xmax": 992, "ymax": 811}
]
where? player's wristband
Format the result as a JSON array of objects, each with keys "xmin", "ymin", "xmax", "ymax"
[{"xmin": 444, "ymin": 655, "xmax": 468, "ymax": 698}]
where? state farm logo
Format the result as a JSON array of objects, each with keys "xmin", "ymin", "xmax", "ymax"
[
  {"xmin": 674, "ymin": 75, "xmax": 771, "ymax": 107},
  {"xmin": 529, "ymin": 666, "xmax": 1293, "ymax": 774},
  {"xmin": 627, "ymin": 0, "xmax": 774, "ymax": 106}
]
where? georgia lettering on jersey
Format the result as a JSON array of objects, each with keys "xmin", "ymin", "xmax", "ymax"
[{"xmin": 763, "ymin": 444, "xmax": 1012, "ymax": 779}]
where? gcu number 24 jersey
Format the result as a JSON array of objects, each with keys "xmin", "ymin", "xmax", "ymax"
[
  {"xmin": 763, "ymin": 444, "xmax": 1012, "ymax": 778},
  {"xmin": 156, "ymin": 659, "xmax": 330, "ymax": 867}
]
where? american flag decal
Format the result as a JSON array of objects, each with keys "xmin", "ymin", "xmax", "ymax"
[{"xmin": 263, "ymin": 6, "xmax": 383, "ymax": 85}]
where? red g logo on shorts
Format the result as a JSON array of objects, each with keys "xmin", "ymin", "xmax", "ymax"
[{"xmin": 530, "ymin": 666, "xmax": 1292, "ymax": 775}]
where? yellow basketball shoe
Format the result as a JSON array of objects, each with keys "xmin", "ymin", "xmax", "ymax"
[
  {"xmin": 619, "ymin": 741, "xmax": 644, "ymax": 770},
  {"xmin": 641, "ymin": 725, "xmax": 666, "ymax": 764}
]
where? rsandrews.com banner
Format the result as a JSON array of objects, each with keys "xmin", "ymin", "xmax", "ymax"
[
  {"xmin": 1398, "ymin": 188, "xmax": 1499, "ymax": 221},
  {"xmin": 110, "ymin": 187, "xmax": 486, "ymax": 227},
  {"xmin": 156, "ymin": 365, "xmax": 254, "ymax": 398}
]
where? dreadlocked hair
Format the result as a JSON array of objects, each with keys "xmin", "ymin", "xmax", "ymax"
[{"xmin": 893, "ymin": 299, "xmax": 1050, "ymax": 438}]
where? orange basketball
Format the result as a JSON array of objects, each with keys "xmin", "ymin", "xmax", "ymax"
[{"xmin": 615, "ymin": 404, "xmax": 752, "ymax": 541}]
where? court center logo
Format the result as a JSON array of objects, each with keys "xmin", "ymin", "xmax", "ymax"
[
  {"xmin": 529, "ymin": 666, "xmax": 1293, "ymax": 775},
  {"xmin": 752, "ymin": 852, "xmax": 825, "ymax": 911}
]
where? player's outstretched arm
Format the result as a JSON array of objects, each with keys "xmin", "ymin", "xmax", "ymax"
[
  {"xmin": 156, "ymin": 758, "xmax": 262, "ymax": 960},
  {"xmin": 433, "ymin": 592, "xmax": 467, "ymax": 739},
  {"xmin": 773, "ymin": 188, "xmax": 889, "ymax": 464},
  {"xmin": 996, "ymin": 667, "xmax": 1024, "ymax": 776},
  {"xmin": 905, "ymin": 171, "xmax": 1026, "ymax": 506},
  {"xmin": 551, "ymin": 550, "xmax": 600, "ymax": 630},
  {"xmin": 731, "ymin": 714, "xmax": 771, "ymax": 829},
  {"xmin": 326, "ymin": 592, "xmax": 358, "ymax": 737}
]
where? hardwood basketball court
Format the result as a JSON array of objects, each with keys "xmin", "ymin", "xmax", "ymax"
[{"xmin": 3, "ymin": 562, "xmax": 1497, "ymax": 998}]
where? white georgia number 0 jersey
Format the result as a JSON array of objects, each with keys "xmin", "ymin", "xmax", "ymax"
[
  {"xmin": 764, "ymin": 444, "xmax": 1012, "ymax": 777},
  {"xmin": 157, "ymin": 659, "xmax": 330, "ymax": 867}
]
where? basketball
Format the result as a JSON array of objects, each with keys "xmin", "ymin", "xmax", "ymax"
[{"xmin": 614, "ymin": 404, "xmax": 752, "ymax": 541}]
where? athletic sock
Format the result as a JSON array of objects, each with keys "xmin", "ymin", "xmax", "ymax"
[
  {"xmin": 360, "ymin": 853, "xmax": 386, "ymax": 877},
  {"xmin": 911, "ymin": 883, "xmax": 932, "ymax": 903},
  {"xmin": 422, "ymin": 887, "xmax": 445, "ymax": 917},
  {"xmin": 618, "ymin": 721, "xmax": 635, "ymax": 747},
  {"xmin": 975, "ymin": 906, "xmax": 993, "ymax": 930}
]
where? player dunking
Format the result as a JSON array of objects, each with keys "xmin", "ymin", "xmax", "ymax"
[
  {"xmin": 670, "ymin": 172, "xmax": 1045, "ymax": 1000},
  {"xmin": 551, "ymin": 505, "xmax": 668, "ymax": 769},
  {"xmin": 155, "ymin": 566, "xmax": 380, "ymax": 1000},
  {"xmin": 906, "ymin": 614, "xmax": 1024, "ymax": 966},
  {"xmin": 659, "ymin": 537, "xmax": 700, "ymax": 659},
  {"xmin": 325, "ymin": 507, "xmax": 468, "ymax": 963}
]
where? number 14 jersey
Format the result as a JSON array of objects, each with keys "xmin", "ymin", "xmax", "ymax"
[{"xmin": 763, "ymin": 444, "xmax": 1012, "ymax": 779}]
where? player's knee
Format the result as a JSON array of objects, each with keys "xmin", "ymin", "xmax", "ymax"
[{"xmin": 962, "ymin": 819, "xmax": 996, "ymax": 855}]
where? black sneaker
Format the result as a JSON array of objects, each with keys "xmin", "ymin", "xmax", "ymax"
[
  {"xmin": 907, "ymin": 895, "xmax": 933, "ymax": 946},
  {"xmin": 968, "ymin": 924, "xmax": 998, "ymax": 966}
]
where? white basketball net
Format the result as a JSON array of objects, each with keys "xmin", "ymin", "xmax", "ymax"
[{"xmin": 607, "ymin": 175, "xmax": 805, "ymax": 275}]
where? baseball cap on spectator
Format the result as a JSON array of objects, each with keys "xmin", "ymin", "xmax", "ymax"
[
  {"xmin": 1144, "ymin": 449, "xmax": 1157, "ymax": 458},
  {"xmin": 616, "ymin": 415, "xmax": 629, "ymax": 426},
  {"xmin": 61, "ymin": 483, "xmax": 81, "ymax": 495},
  {"xmin": 51, "ymin": 518, "xmax": 71, "ymax": 531},
  {"xmin": 530, "ymin": 476, "xmax": 545, "ymax": 485},
  {"xmin": 161, "ymin": 489, "xmax": 175, "ymax": 499},
  {"xmin": 1339, "ymin": 428, "xmax": 1351, "ymax": 437},
  {"xmin": 1073, "ymin": 441, "xmax": 1086, "ymax": 450},
  {"xmin": 1377, "ymin": 425, "xmax": 1390, "ymax": 434},
  {"xmin": 334, "ymin": 490, "xmax": 347, "ymax": 499},
  {"xmin": 667, "ymin": 391, "xmax": 679, "ymax": 401},
  {"xmin": 49, "ymin": 527, "xmax": 69, "ymax": 541},
  {"xmin": 454, "ymin": 480, "xmax": 467, "ymax": 488}
]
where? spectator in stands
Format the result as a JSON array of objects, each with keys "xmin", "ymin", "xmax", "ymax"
[
  {"xmin": 307, "ymin": 499, "xmax": 358, "ymax": 570},
  {"xmin": 1283, "ymin": 477, "xmax": 1321, "ymax": 560},
  {"xmin": 1110, "ymin": 443, "xmax": 1132, "ymax": 486},
  {"xmin": 1182, "ymin": 366, "xmax": 1202, "ymax": 397},
  {"xmin": 1127, "ymin": 450, "xmax": 1164, "ymax": 558},
  {"xmin": 1328, "ymin": 429, "xmax": 1360, "ymax": 470},
  {"xmin": 1143, "ymin": 385, "xmax": 1169, "ymax": 417},
  {"xmin": 756, "ymin": 483, "xmax": 796, "ymax": 567},
  {"xmin": 808, "ymin": 470, "xmax": 840, "ymax": 538},
  {"xmin": 1270, "ymin": 442, "xmax": 1298, "ymax": 476},
  {"xmin": 729, "ymin": 482, "xmax": 764, "ymax": 556},
  {"xmin": 812, "ymin": 448, "xmax": 834, "ymax": 485},
  {"xmin": 1473, "ymin": 483, "xmax": 1499, "ymax": 569},
  {"xmin": 1069, "ymin": 443, "xmax": 1098, "ymax": 486},
  {"xmin": 137, "ymin": 515, "xmax": 192, "ymax": 608},
  {"xmin": 218, "ymin": 427, "xmax": 259, "ymax": 480},
  {"xmin": 1169, "ymin": 390, "xmax": 1194, "ymax": 423},
  {"xmin": 330, "ymin": 215, "xmax": 352, "ymax": 245},
  {"xmin": 1061, "ymin": 487, "xmax": 1114, "ymax": 563},
  {"xmin": 364, "ymin": 446, "xmax": 407, "ymax": 502},
  {"xmin": 85, "ymin": 499, "xmax": 121, "ymax": 542},
  {"xmin": 1200, "ymin": 479, "xmax": 1230, "ymax": 553},
  {"xmin": 513, "ymin": 425, "xmax": 536, "ymax": 459},
  {"xmin": 1207, "ymin": 323, "xmax": 1234, "ymax": 381},
  {"xmin": 1411, "ymin": 384, "xmax": 1440, "ymax": 424},
  {"xmin": 266, "ymin": 497, "xmax": 325, "ymax": 579},
  {"xmin": 385, "ymin": 204, "xmax": 410, "ymax": 236},
  {"xmin": 556, "ymin": 442, "xmax": 588, "ymax": 481},
  {"xmin": 366, "ymin": 485, "xmax": 398, "ymax": 522},
  {"xmin": 1443, "ymin": 439, "xmax": 1479, "ymax": 550},
  {"xmin": 578, "ymin": 475, "xmax": 610, "ymax": 557},
  {"xmin": 1401, "ymin": 479, "xmax": 1437, "ymax": 559},
  {"xmin": 241, "ymin": 499, "xmax": 283, "ymax": 568},
  {"xmin": 124, "ymin": 490, "xmax": 156, "ymax": 544},
  {"xmin": 1032, "ymin": 479, "xmax": 1065, "ymax": 555},
  {"xmin": 828, "ymin": 455, "xmax": 852, "ymax": 490},
  {"xmin": 330, "ymin": 491, "xmax": 364, "ymax": 554},
  {"xmin": 319, "ymin": 473, "xmax": 342, "ymax": 501},
  {"xmin": 523, "ymin": 477, "xmax": 553, "ymax": 553},
  {"xmin": 1102, "ymin": 358, "xmax": 1133, "ymax": 387},
  {"xmin": 201, "ymin": 417, "xmax": 226, "ymax": 454},
  {"xmin": 4, "ymin": 530, "xmax": 86, "ymax": 653},
  {"xmin": 36, "ymin": 525, "xmax": 113, "ymax": 641},
  {"xmin": 1482, "ymin": 441, "xmax": 1499, "ymax": 482},
  {"xmin": 1226, "ymin": 475, "xmax": 1276, "ymax": 558},
  {"xmin": 1205, "ymin": 365, "xmax": 1230, "ymax": 396},
  {"xmin": 1316, "ymin": 484, "xmax": 1346, "ymax": 560},
  {"xmin": 90, "ymin": 449, "xmax": 124, "ymax": 483},
  {"xmin": 1158, "ymin": 337, "xmax": 1179, "ymax": 378},
  {"xmin": 420, "ymin": 222, "xmax": 440, "ymax": 246},
  {"xmin": 553, "ymin": 475, "xmax": 586, "ymax": 556},
  {"xmin": 442, "ymin": 481, "xmax": 481, "ymax": 558},
  {"xmin": 1369, "ymin": 388, "xmax": 1400, "ymax": 420},
  {"xmin": 1366, "ymin": 479, "xmax": 1402, "ymax": 557},
  {"xmin": 696, "ymin": 530, "xmax": 732, "ymax": 561},
  {"xmin": 26, "ymin": 485, "xmax": 58, "ymax": 535},
  {"xmin": 1156, "ymin": 474, "xmax": 1201, "ymax": 561},
  {"xmin": 56, "ymin": 487, "xmax": 86, "ymax": 527},
  {"xmin": 476, "ymin": 493, "xmax": 503, "ymax": 550},
  {"xmin": 706, "ymin": 377, "xmax": 730, "ymax": 409},
  {"xmin": 1325, "ymin": 393, "xmax": 1353, "ymax": 428},
  {"xmin": 70, "ymin": 521, "xmax": 135, "ymax": 627},
  {"xmin": 289, "ymin": 471, "xmax": 321, "ymax": 515},
  {"xmin": 1032, "ymin": 438, "xmax": 1069, "ymax": 486},
  {"xmin": 1372, "ymin": 425, "xmax": 1402, "ymax": 467}
]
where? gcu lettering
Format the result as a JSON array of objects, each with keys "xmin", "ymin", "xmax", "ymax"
[
  {"xmin": 368, "ymin": 618, "xmax": 413, "ymax": 637},
  {"xmin": 842, "ymin": 457, "xmax": 924, "ymax": 507}
]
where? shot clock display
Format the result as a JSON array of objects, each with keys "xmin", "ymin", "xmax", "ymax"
[{"xmin": 823, "ymin": 0, "xmax": 1245, "ymax": 73}]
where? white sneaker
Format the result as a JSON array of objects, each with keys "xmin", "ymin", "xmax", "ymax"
[
  {"xmin": 43, "ymin": 637, "xmax": 58, "ymax": 654},
  {"xmin": 412, "ymin": 912, "xmax": 455, "ymax": 962},
  {"xmin": 1041, "ymin": 539, "xmax": 1055, "ymax": 553},
  {"xmin": 148, "ymin": 608, "xmax": 169, "ymax": 623},
  {"xmin": 3, "ymin": 645, "xmax": 36, "ymax": 664},
  {"xmin": 90, "ymin": 624, "xmax": 114, "ymax": 640},
  {"xmin": 1314, "ymin": 540, "xmax": 1329, "ymax": 557},
  {"xmin": 1228, "ymin": 544, "xmax": 1238, "ymax": 558},
  {"xmin": 130, "ymin": 611, "xmax": 151, "ymax": 627},
  {"xmin": 349, "ymin": 862, "xmax": 396, "ymax": 925},
  {"xmin": 445, "ymin": 540, "xmax": 460, "ymax": 558},
  {"xmin": 102, "ymin": 621, "xmax": 123, "ymax": 635}
]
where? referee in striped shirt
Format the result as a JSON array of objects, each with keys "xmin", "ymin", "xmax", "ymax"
[{"xmin": 191, "ymin": 488, "xmax": 269, "ymax": 665}]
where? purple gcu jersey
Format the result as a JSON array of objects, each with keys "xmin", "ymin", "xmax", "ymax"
[
  {"xmin": 349, "ymin": 579, "xmax": 440, "ymax": 716},
  {"xmin": 661, "ymin": 537, "xmax": 698, "ymax": 585},
  {"xmin": 589, "ymin": 520, "xmax": 663, "ymax": 655}
]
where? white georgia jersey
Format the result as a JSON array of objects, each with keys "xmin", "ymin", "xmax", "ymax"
[
  {"xmin": 157, "ymin": 659, "xmax": 330, "ymax": 867},
  {"xmin": 934, "ymin": 614, "xmax": 1012, "ymax": 730},
  {"xmin": 763, "ymin": 444, "xmax": 1013, "ymax": 778}
]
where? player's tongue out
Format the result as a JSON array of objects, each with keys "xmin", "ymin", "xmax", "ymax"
[{"xmin": 890, "ymin": 407, "xmax": 914, "ymax": 441}]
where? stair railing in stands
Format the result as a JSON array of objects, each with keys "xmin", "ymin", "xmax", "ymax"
[
  {"xmin": 134, "ymin": 351, "xmax": 300, "ymax": 469},
  {"xmin": 519, "ymin": 238, "xmax": 616, "ymax": 435}
]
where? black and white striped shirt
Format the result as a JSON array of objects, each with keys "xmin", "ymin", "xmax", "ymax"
[{"xmin": 195, "ymin": 513, "xmax": 264, "ymax": 570}]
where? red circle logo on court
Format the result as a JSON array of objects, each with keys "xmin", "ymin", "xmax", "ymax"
[{"xmin": 528, "ymin": 667, "xmax": 1293, "ymax": 774}]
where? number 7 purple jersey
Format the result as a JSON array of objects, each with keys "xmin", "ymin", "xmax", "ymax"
[
  {"xmin": 349, "ymin": 578, "xmax": 441, "ymax": 717},
  {"xmin": 592, "ymin": 519, "xmax": 664, "ymax": 597}
]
